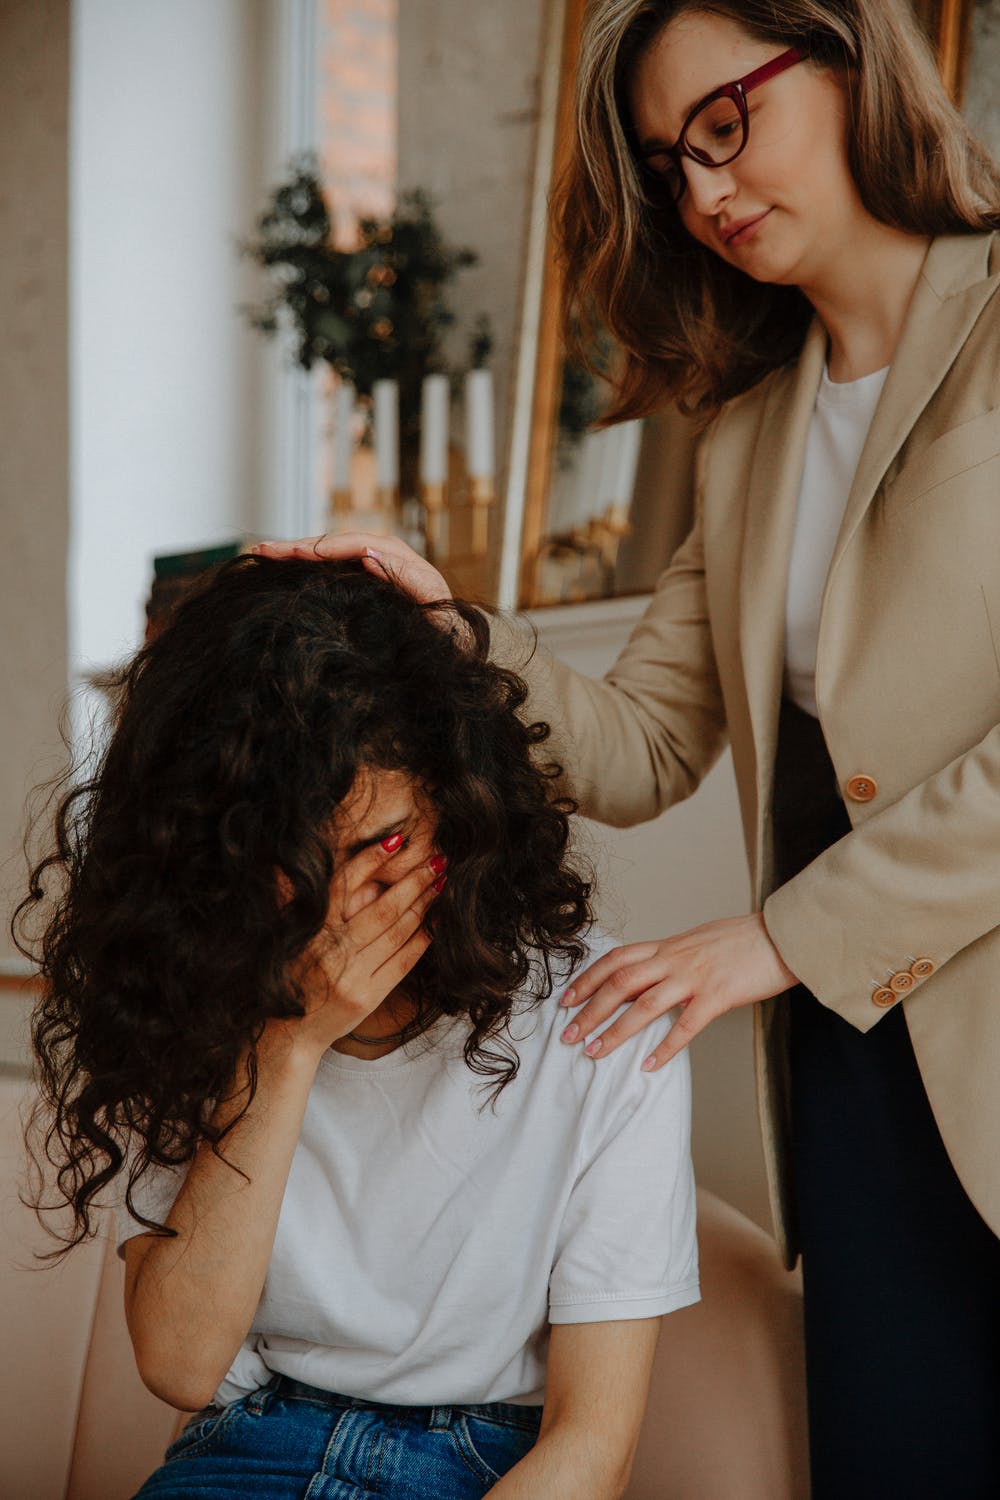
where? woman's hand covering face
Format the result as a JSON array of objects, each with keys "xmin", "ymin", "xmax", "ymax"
[{"xmin": 279, "ymin": 771, "xmax": 446, "ymax": 1060}]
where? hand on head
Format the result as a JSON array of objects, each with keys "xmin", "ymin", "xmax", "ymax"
[{"xmin": 253, "ymin": 533, "xmax": 452, "ymax": 609}]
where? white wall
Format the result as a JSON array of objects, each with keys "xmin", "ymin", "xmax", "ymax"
[
  {"xmin": 69, "ymin": 0, "xmax": 311, "ymax": 681},
  {"xmin": 0, "ymin": 0, "xmax": 70, "ymax": 966}
]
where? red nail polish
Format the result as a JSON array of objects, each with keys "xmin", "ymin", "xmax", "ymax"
[
  {"xmin": 433, "ymin": 875, "xmax": 447, "ymax": 893},
  {"xmin": 429, "ymin": 854, "xmax": 448, "ymax": 875},
  {"xmin": 380, "ymin": 833, "xmax": 404, "ymax": 853}
]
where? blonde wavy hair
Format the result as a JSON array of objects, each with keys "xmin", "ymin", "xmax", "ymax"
[{"xmin": 557, "ymin": 0, "xmax": 1000, "ymax": 423}]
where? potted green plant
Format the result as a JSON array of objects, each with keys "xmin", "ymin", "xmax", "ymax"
[{"xmin": 242, "ymin": 158, "xmax": 492, "ymax": 496}]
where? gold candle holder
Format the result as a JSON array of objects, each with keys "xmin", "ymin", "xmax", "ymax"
[
  {"xmin": 589, "ymin": 504, "xmax": 632, "ymax": 571},
  {"xmin": 330, "ymin": 488, "xmax": 353, "ymax": 518},
  {"xmin": 605, "ymin": 502, "xmax": 631, "ymax": 536},
  {"xmin": 468, "ymin": 475, "xmax": 495, "ymax": 557},
  {"xmin": 421, "ymin": 481, "xmax": 448, "ymax": 560}
]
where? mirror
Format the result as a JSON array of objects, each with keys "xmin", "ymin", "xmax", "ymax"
[
  {"xmin": 955, "ymin": 0, "xmax": 1000, "ymax": 158},
  {"xmin": 506, "ymin": 0, "xmax": 987, "ymax": 611}
]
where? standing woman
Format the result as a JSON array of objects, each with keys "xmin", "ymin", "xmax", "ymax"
[{"xmin": 259, "ymin": 1, "xmax": 1000, "ymax": 1492}]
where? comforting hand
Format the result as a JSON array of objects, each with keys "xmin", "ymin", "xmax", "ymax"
[
  {"xmin": 252, "ymin": 532, "xmax": 452, "ymax": 607},
  {"xmin": 559, "ymin": 914, "xmax": 797, "ymax": 1071},
  {"xmin": 280, "ymin": 837, "xmax": 445, "ymax": 1060}
]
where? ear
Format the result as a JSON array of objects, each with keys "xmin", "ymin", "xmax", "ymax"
[{"xmin": 275, "ymin": 867, "xmax": 294, "ymax": 906}]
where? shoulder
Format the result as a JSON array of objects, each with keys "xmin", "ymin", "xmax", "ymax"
[
  {"xmin": 988, "ymin": 232, "xmax": 1000, "ymax": 287},
  {"xmin": 920, "ymin": 230, "xmax": 1000, "ymax": 301},
  {"xmin": 508, "ymin": 930, "xmax": 692, "ymax": 1121},
  {"xmin": 504, "ymin": 928, "xmax": 617, "ymax": 1056},
  {"xmin": 910, "ymin": 233, "xmax": 1000, "ymax": 420}
]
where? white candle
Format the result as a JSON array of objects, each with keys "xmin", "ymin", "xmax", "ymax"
[
  {"xmin": 420, "ymin": 374, "xmax": 449, "ymax": 485},
  {"xmin": 373, "ymin": 378, "xmax": 399, "ymax": 489},
  {"xmin": 595, "ymin": 426, "xmax": 623, "ymax": 509},
  {"xmin": 566, "ymin": 428, "xmax": 610, "ymax": 533},
  {"xmin": 465, "ymin": 368, "xmax": 494, "ymax": 479},
  {"xmin": 611, "ymin": 419, "xmax": 644, "ymax": 505},
  {"xmin": 332, "ymin": 380, "xmax": 355, "ymax": 492}
]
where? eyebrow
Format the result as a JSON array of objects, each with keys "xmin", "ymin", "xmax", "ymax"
[
  {"xmin": 636, "ymin": 74, "xmax": 726, "ymax": 157},
  {"xmin": 641, "ymin": 89, "xmax": 704, "ymax": 155},
  {"xmin": 638, "ymin": 134, "xmax": 674, "ymax": 157}
]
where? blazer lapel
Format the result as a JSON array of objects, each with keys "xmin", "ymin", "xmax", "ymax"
[
  {"xmin": 739, "ymin": 317, "xmax": 827, "ymax": 884},
  {"xmin": 828, "ymin": 233, "xmax": 1000, "ymax": 579}
]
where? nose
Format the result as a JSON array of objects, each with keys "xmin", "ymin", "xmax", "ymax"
[{"xmin": 681, "ymin": 158, "xmax": 736, "ymax": 218}]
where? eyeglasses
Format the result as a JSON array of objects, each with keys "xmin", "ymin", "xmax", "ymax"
[{"xmin": 638, "ymin": 46, "xmax": 805, "ymax": 203}]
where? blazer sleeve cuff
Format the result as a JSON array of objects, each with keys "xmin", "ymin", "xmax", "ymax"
[{"xmin": 762, "ymin": 879, "xmax": 889, "ymax": 1033}]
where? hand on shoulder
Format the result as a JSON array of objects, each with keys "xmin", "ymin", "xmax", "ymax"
[{"xmin": 558, "ymin": 914, "xmax": 797, "ymax": 1071}]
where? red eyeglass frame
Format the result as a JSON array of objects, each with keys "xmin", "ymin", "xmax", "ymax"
[{"xmin": 641, "ymin": 45, "xmax": 806, "ymax": 197}]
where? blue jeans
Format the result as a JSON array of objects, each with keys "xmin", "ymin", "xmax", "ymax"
[{"xmin": 131, "ymin": 1375, "xmax": 543, "ymax": 1499}]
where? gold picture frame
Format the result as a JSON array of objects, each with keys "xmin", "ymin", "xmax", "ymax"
[{"xmin": 913, "ymin": 0, "xmax": 976, "ymax": 101}]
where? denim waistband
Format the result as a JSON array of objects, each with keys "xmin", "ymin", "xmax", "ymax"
[{"xmin": 265, "ymin": 1373, "xmax": 543, "ymax": 1433}]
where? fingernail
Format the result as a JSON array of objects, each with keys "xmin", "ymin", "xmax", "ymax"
[
  {"xmin": 642, "ymin": 1055, "xmax": 658, "ymax": 1072},
  {"xmin": 585, "ymin": 1038, "xmax": 603, "ymax": 1058},
  {"xmin": 560, "ymin": 1023, "xmax": 578, "ymax": 1044},
  {"xmin": 560, "ymin": 987, "xmax": 576, "ymax": 1008},
  {"xmin": 429, "ymin": 855, "xmax": 448, "ymax": 875},
  {"xmin": 365, "ymin": 547, "xmax": 384, "ymax": 562},
  {"xmin": 433, "ymin": 875, "xmax": 447, "ymax": 893},
  {"xmin": 380, "ymin": 833, "xmax": 404, "ymax": 852}
]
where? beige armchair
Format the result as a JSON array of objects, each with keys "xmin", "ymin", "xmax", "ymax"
[
  {"xmin": 1, "ymin": 1074, "xmax": 808, "ymax": 1500},
  {"xmin": 626, "ymin": 1190, "xmax": 809, "ymax": 1498},
  {"xmin": 0, "ymin": 1075, "xmax": 181, "ymax": 1500}
]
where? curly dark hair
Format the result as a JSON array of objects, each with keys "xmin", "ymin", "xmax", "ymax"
[{"xmin": 14, "ymin": 557, "xmax": 592, "ymax": 1254}]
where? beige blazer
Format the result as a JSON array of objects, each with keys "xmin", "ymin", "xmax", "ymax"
[{"xmin": 493, "ymin": 232, "xmax": 1000, "ymax": 1266}]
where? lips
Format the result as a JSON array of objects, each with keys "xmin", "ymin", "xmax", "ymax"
[{"xmin": 719, "ymin": 209, "xmax": 771, "ymax": 246}]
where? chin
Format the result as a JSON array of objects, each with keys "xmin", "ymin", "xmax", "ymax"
[{"xmin": 729, "ymin": 238, "xmax": 802, "ymax": 289}]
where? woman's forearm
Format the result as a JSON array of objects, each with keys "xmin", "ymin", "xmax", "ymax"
[
  {"xmin": 489, "ymin": 1319, "xmax": 659, "ymax": 1498},
  {"xmin": 125, "ymin": 1023, "xmax": 323, "ymax": 1410},
  {"xmin": 486, "ymin": 510, "xmax": 724, "ymax": 831},
  {"xmin": 487, "ymin": 1427, "xmax": 631, "ymax": 1499}
]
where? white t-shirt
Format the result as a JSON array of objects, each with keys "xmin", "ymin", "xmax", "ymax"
[
  {"xmin": 784, "ymin": 362, "xmax": 889, "ymax": 715},
  {"xmin": 116, "ymin": 934, "xmax": 699, "ymax": 1409}
]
